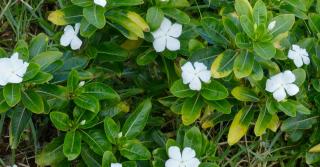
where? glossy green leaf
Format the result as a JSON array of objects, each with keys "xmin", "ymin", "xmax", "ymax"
[
  {"xmin": 104, "ymin": 117, "xmax": 120, "ymax": 144},
  {"xmin": 231, "ymin": 87, "xmax": 259, "ymax": 102},
  {"xmin": 9, "ymin": 107, "xmax": 31, "ymax": 149},
  {"xmin": 254, "ymin": 107, "xmax": 272, "ymax": 136},
  {"xmin": 181, "ymin": 95, "xmax": 204, "ymax": 125},
  {"xmin": 67, "ymin": 70, "xmax": 79, "ymax": 93},
  {"xmin": 74, "ymin": 94, "xmax": 100, "ymax": 113},
  {"xmin": 50, "ymin": 111, "xmax": 71, "ymax": 131},
  {"xmin": 120, "ymin": 140, "xmax": 151, "ymax": 160},
  {"xmin": 233, "ymin": 50, "xmax": 254, "ymax": 78},
  {"xmin": 83, "ymin": 82, "xmax": 120, "ymax": 101},
  {"xmin": 83, "ymin": 6, "xmax": 106, "ymax": 29},
  {"xmin": 35, "ymin": 137, "xmax": 65, "ymax": 166},
  {"xmin": 146, "ymin": 7, "xmax": 164, "ymax": 31},
  {"xmin": 201, "ymin": 80, "xmax": 228, "ymax": 100},
  {"xmin": 80, "ymin": 129, "xmax": 111, "ymax": 156},
  {"xmin": 170, "ymin": 79, "xmax": 196, "ymax": 98},
  {"xmin": 3, "ymin": 84, "xmax": 21, "ymax": 107},
  {"xmin": 63, "ymin": 131, "xmax": 81, "ymax": 160},
  {"xmin": 21, "ymin": 90, "xmax": 44, "ymax": 114}
]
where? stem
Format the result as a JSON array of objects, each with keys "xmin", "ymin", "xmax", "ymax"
[
  {"xmin": 0, "ymin": 113, "xmax": 6, "ymax": 139},
  {"xmin": 11, "ymin": 149, "xmax": 16, "ymax": 165},
  {"xmin": 29, "ymin": 120, "xmax": 39, "ymax": 153}
]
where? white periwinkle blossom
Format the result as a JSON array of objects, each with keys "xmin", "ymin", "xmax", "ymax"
[
  {"xmin": 165, "ymin": 146, "xmax": 201, "ymax": 167},
  {"xmin": 268, "ymin": 21, "xmax": 276, "ymax": 31},
  {"xmin": 0, "ymin": 53, "xmax": 29, "ymax": 86},
  {"xmin": 60, "ymin": 23, "xmax": 82, "ymax": 50},
  {"xmin": 110, "ymin": 163, "xmax": 122, "ymax": 167},
  {"xmin": 152, "ymin": 17, "xmax": 182, "ymax": 52},
  {"xmin": 94, "ymin": 0, "xmax": 107, "ymax": 7},
  {"xmin": 181, "ymin": 61, "xmax": 211, "ymax": 91},
  {"xmin": 266, "ymin": 70, "xmax": 299, "ymax": 102},
  {"xmin": 288, "ymin": 44, "xmax": 310, "ymax": 68}
]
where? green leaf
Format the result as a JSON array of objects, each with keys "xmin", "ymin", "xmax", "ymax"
[
  {"xmin": 183, "ymin": 127, "xmax": 202, "ymax": 156},
  {"xmin": 80, "ymin": 18, "xmax": 98, "ymax": 37},
  {"xmin": 122, "ymin": 99, "xmax": 152, "ymax": 138},
  {"xmin": 82, "ymin": 82, "xmax": 120, "ymax": 101},
  {"xmin": 9, "ymin": 107, "xmax": 31, "ymax": 149},
  {"xmin": 201, "ymin": 80, "xmax": 228, "ymax": 100},
  {"xmin": 292, "ymin": 68, "xmax": 306, "ymax": 86},
  {"xmin": 120, "ymin": 140, "xmax": 151, "ymax": 160},
  {"xmin": 83, "ymin": 6, "xmax": 106, "ymax": 29},
  {"xmin": 206, "ymin": 99, "xmax": 232, "ymax": 114},
  {"xmin": 235, "ymin": 0, "xmax": 253, "ymax": 17},
  {"xmin": 254, "ymin": 107, "xmax": 272, "ymax": 136},
  {"xmin": 74, "ymin": 94, "xmax": 100, "ymax": 113},
  {"xmin": 228, "ymin": 107, "xmax": 251, "ymax": 145},
  {"xmin": 269, "ymin": 14, "xmax": 295, "ymax": 37},
  {"xmin": 63, "ymin": 131, "xmax": 81, "ymax": 160},
  {"xmin": 80, "ymin": 129, "xmax": 111, "ymax": 156},
  {"xmin": 3, "ymin": 84, "xmax": 21, "ymax": 107},
  {"xmin": 296, "ymin": 103, "xmax": 311, "ymax": 115},
  {"xmin": 71, "ymin": 0, "xmax": 92, "ymax": 7},
  {"xmin": 281, "ymin": 114, "xmax": 317, "ymax": 131},
  {"xmin": 146, "ymin": 7, "xmax": 164, "ymax": 31},
  {"xmin": 21, "ymin": 90, "xmax": 44, "ymax": 114},
  {"xmin": 81, "ymin": 145, "xmax": 102, "ymax": 167},
  {"xmin": 28, "ymin": 72, "xmax": 53, "ymax": 84},
  {"xmin": 14, "ymin": 40, "xmax": 29, "ymax": 60},
  {"xmin": 0, "ymin": 93, "xmax": 10, "ymax": 113},
  {"xmin": 136, "ymin": 49, "xmax": 158, "ymax": 66},
  {"xmin": 102, "ymin": 151, "xmax": 117, "ymax": 167},
  {"xmin": 277, "ymin": 100, "xmax": 297, "ymax": 117},
  {"xmin": 253, "ymin": 42, "xmax": 276, "ymax": 60},
  {"xmin": 23, "ymin": 63, "xmax": 40, "ymax": 81},
  {"xmin": 233, "ymin": 50, "xmax": 254, "ymax": 78},
  {"xmin": 162, "ymin": 8, "xmax": 190, "ymax": 24},
  {"xmin": 170, "ymin": 79, "xmax": 196, "ymax": 98},
  {"xmin": 231, "ymin": 86, "xmax": 259, "ymax": 102},
  {"xmin": 253, "ymin": 0, "xmax": 267, "ymax": 25},
  {"xmin": 240, "ymin": 15, "xmax": 254, "ymax": 39},
  {"xmin": 31, "ymin": 51, "xmax": 63, "ymax": 70},
  {"xmin": 235, "ymin": 33, "xmax": 251, "ymax": 49},
  {"xmin": 35, "ymin": 137, "xmax": 65, "ymax": 166},
  {"xmin": 29, "ymin": 33, "xmax": 49, "ymax": 58},
  {"xmin": 109, "ymin": 0, "xmax": 144, "ymax": 6},
  {"xmin": 104, "ymin": 117, "xmax": 120, "ymax": 144},
  {"xmin": 50, "ymin": 111, "xmax": 71, "ymax": 131},
  {"xmin": 67, "ymin": 70, "xmax": 79, "ymax": 93},
  {"xmin": 222, "ymin": 16, "xmax": 240, "ymax": 39},
  {"xmin": 97, "ymin": 42, "xmax": 129, "ymax": 62},
  {"xmin": 211, "ymin": 50, "xmax": 236, "ymax": 78},
  {"xmin": 181, "ymin": 95, "xmax": 204, "ymax": 125}
]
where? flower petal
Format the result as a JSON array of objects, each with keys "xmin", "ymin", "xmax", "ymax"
[
  {"xmin": 167, "ymin": 23, "xmax": 182, "ymax": 38},
  {"xmin": 160, "ymin": 17, "xmax": 172, "ymax": 33},
  {"xmin": 153, "ymin": 36, "xmax": 166, "ymax": 52},
  {"xmin": 7, "ymin": 74, "xmax": 23, "ymax": 84},
  {"xmin": 60, "ymin": 26, "xmax": 74, "ymax": 47},
  {"xmin": 74, "ymin": 23, "xmax": 81, "ymax": 34},
  {"xmin": 302, "ymin": 55, "xmax": 310, "ymax": 65},
  {"xmin": 189, "ymin": 77, "xmax": 202, "ymax": 91},
  {"xmin": 181, "ymin": 62, "xmax": 195, "ymax": 73},
  {"xmin": 152, "ymin": 28, "xmax": 165, "ymax": 39},
  {"xmin": 282, "ymin": 70, "xmax": 296, "ymax": 84},
  {"xmin": 193, "ymin": 62, "xmax": 207, "ymax": 73},
  {"xmin": 166, "ymin": 36, "xmax": 180, "ymax": 51},
  {"xmin": 165, "ymin": 159, "xmax": 181, "ymax": 167},
  {"xmin": 284, "ymin": 83, "xmax": 299, "ymax": 96},
  {"xmin": 293, "ymin": 56, "xmax": 303, "ymax": 68},
  {"xmin": 94, "ymin": 0, "xmax": 107, "ymax": 7},
  {"xmin": 182, "ymin": 147, "xmax": 196, "ymax": 161},
  {"xmin": 197, "ymin": 70, "xmax": 211, "ymax": 83},
  {"xmin": 168, "ymin": 146, "xmax": 182, "ymax": 160},
  {"xmin": 273, "ymin": 87, "xmax": 286, "ymax": 102},
  {"xmin": 71, "ymin": 36, "xmax": 83, "ymax": 50},
  {"xmin": 185, "ymin": 158, "xmax": 201, "ymax": 167},
  {"xmin": 182, "ymin": 72, "xmax": 195, "ymax": 84},
  {"xmin": 265, "ymin": 74, "xmax": 282, "ymax": 93}
]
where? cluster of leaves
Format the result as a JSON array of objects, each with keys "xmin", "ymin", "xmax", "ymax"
[{"xmin": 3, "ymin": 0, "xmax": 320, "ymax": 166}]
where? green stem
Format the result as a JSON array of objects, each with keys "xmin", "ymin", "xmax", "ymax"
[
  {"xmin": 11, "ymin": 149, "xmax": 16, "ymax": 165},
  {"xmin": 29, "ymin": 120, "xmax": 39, "ymax": 153},
  {"xmin": 0, "ymin": 113, "xmax": 6, "ymax": 139}
]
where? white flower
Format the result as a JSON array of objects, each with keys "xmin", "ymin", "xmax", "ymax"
[
  {"xmin": 60, "ymin": 23, "xmax": 82, "ymax": 50},
  {"xmin": 165, "ymin": 146, "xmax": 201, "ymax": 167},
  {"xmin": 111, "ymin": 163, "xmax": 122, "ymax": 167},
  {"xmin": 268, "ymin": 21, "xmax": 276, "ymax": 31},
  {"xmin": 152, "ymin": 17, "xmax": 182, "ymax": 52},
  {"xmin": 266, "ymin": 70, "xmax": 299, "ymax": 102},
  {"xmin": 181, "ymin": 61, "xmax": 211, "ymax": 91},
  {"xmin": 288, "ymin": 44, "xmax": 310, "ymax": 68},
  {"xmin": 78, "ymin": 81, "xmax": 85, "ymax": 87},
  {"xmin": 0, "ymin": 53, "xmax": 29, "ymax": 86},
  {"xmin": 94, "ymin": 0, "xmax": 107, "ymax": 7},
  {"xmin": 80, "ymin": 120, "xmax": 86, "ymax": 125}
]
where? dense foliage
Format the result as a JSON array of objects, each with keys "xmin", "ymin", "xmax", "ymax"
[{"xmin": 2, "ymin": 0, "xmax": 320, "ymax": 166}]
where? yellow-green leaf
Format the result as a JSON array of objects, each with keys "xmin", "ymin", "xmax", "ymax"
[{"xmin": 228, "ymin": 108, "xmax": 250, "ymax": 145}]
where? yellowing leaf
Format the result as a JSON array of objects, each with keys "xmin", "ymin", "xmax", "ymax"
[
  {"xmin": 211, "ymin": 50, "xmax": 236, "ymax": 78},
  {"xmin": 228, "ymin": 108, "xmax": 249, "ymax": 145},
  {"xmin": 127, "ymin": 11, "xmax": 150, "ymax": 32},
  {"xmin": 121, "ymin": 39, "xmax": 144, "ymax": 50},
  {"xmin": 48, "ymin": 10, "xmax": 67, "ymax": 25},
  {"xmin": 309, "ymin": 144, "xmax": 320, "ymax": 153},
  {"xmin": 267, "ymin": 114, "xmax": 280, "ymax": 132}
]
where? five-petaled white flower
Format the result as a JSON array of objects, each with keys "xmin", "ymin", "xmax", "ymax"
[
  {"xmin": 94, "ymin": 0, "xmax": 107, "ymax": 7},
  {"xmin": 60, "ymin": 23, "xmax": 82, "ymax": 50},
  {"xmin": 268, "ymin": 21, "xmax": 276, "ymax": 31},
  {"xmin": 111, "ymin": 163, "xmax": 122, "ymax": 167},
  {"xmin": 266, "ymin": 70, "xmax": 299, "ymax": 102},
  {"xmin": 165, "ymin": 146, "xmax": 201, "ymax": 167},
  {"xmin": 288, "ymin": 44, "xmax": 310, "ymax": 68},
  {"xmin": 152, "ymin": 17, "xmax": 182, "ymax": 52},
  {"xmin": 0, "ymin": 53, "xmax": 29, "ymax": 86},
  {"xmin": 181, "ymin": 61, "xmax": 211, "ymax": 91}
]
